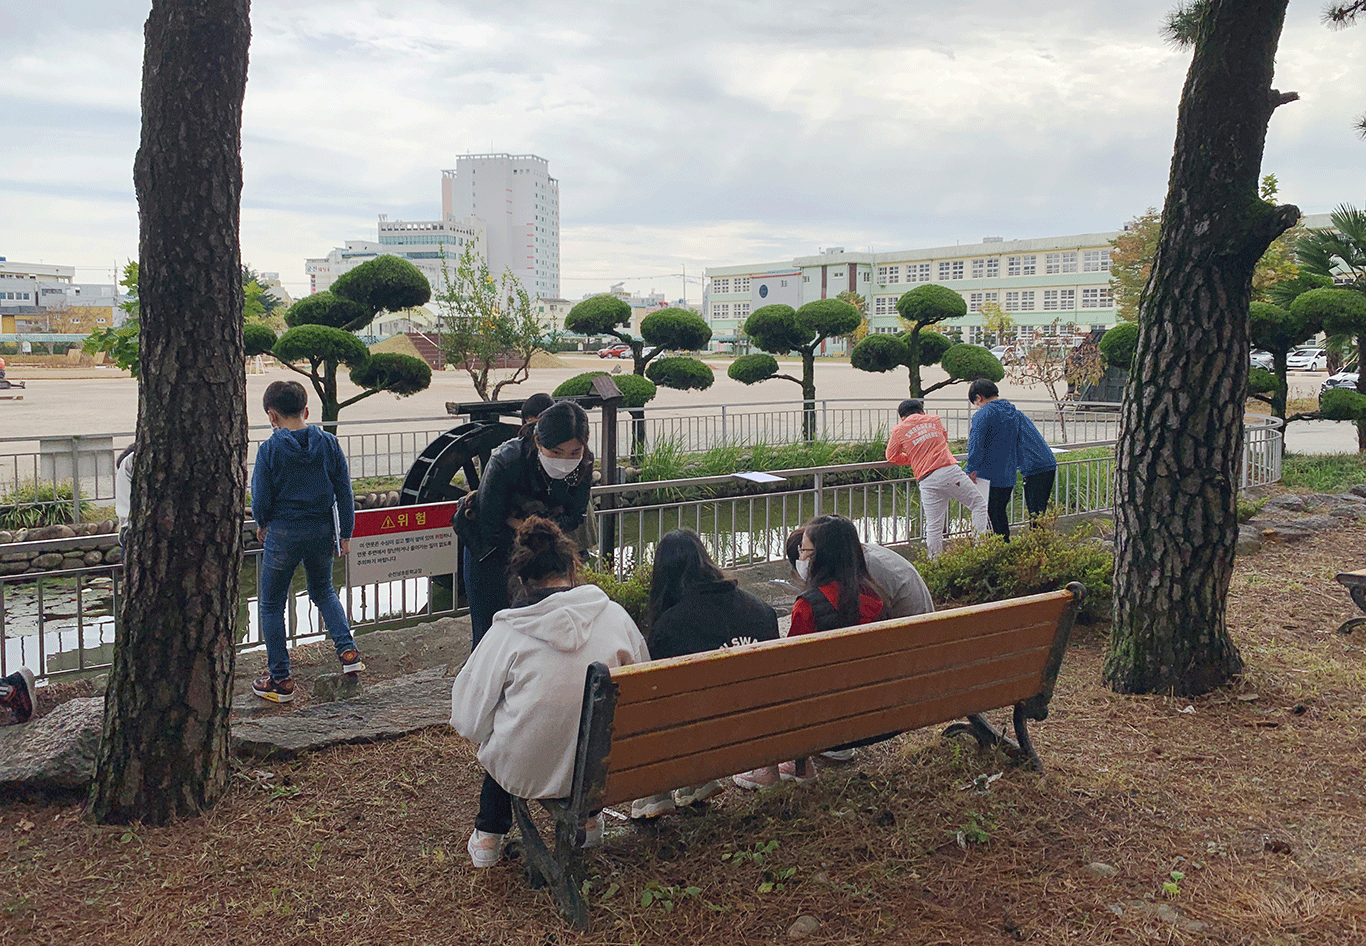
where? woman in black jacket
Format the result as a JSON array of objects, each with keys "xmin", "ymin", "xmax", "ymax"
[
  {"xmin": 463, "ymin": 401, "xmax": 593, "ymax": 649},
  {"xmin": 629, "ymin": 529, "xmax": 779, "ymax": 819}
]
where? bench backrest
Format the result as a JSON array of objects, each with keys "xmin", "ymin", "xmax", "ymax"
[{"xmin": 569, "ymin": 584, "xmax": 1083, "ymax": 810}]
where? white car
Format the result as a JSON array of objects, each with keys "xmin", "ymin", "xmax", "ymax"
[
  {"xmin": 1250, "ymin": 350, "xmax": 1274, "ymax": 371},
  {"xmin": 988, "ymin": 344, "xmax": 1025, "ymax": 364},
  {"xmin": 1286, "ymin": 347, "xmax": 1328, "ymax": 371}
]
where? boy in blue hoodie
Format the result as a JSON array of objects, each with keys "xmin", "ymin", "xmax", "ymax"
[
  {"xmin": 251, "ymin": 381, "xmax": 362, "ymax": 702},
  {"xmin": 965, "ymin": 379, "xmax": 1021, "ymax": 540}
]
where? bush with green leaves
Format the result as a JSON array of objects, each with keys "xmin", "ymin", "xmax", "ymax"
[
  {"xmin": 581, "ymin": 561, "xmax": 652, "ymax": 629},
  {"xmin": 916, "ymin": 525, "xmax": 1112, "ymax": 624},
  {"xmin": 0, "ymin": 482, "xmax": 96, "ymax": 531},
  {"xmin": 553, "ymin": 371, "xmax": 658, "ymax": 408},
  {"xmin": 645, "ymin": 356, "xmax": 714, "ymax": 391},
  {"xmin": 1098, "ymin": 322, "xmax": 1139, "ymax": 369}
]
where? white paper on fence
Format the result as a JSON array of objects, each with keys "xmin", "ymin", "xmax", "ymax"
[{"xmin": 976, "ymin": 477, "xmax": 991, "ymax": 498}]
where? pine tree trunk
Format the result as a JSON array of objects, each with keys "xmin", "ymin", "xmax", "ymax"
[
  {"xmin": 88, "ymin": 0, "xmax": 251, "ymax": 824},
  {"xmin": 800, "ymin": 351, "xmax": 817, "ymax": 441},
  {"xmin": 1106, "ymin": 0, "xmax": 1298, "ymax": 696}
]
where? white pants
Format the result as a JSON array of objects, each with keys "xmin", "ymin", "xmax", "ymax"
[{"xmin": 919, "ymin": 464, "xmax": 990, "ymax": 558}]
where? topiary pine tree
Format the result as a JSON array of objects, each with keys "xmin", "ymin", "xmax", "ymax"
[
  {"xmin": 1246, "ymin": 299, "xmax": 1319, "ymax": 421},
  {"xmin": 727, "ymin": 298, "xmax": 862, "ymax": 440},
  {"xmin": 245, "ymin": 256, "xmax": 433, "ymax": 431},
  {"xmin": 850, "ymin": 327, "xmax": 1003, "ymax": 397},
  {"xmin": 891, "ymin": 284, "xmax": 970, "ymax": 397},
  {"xmin": 1293, "ymin": 287, "xmax": 1366, "ymax": 449},
  {"xmin": 565, "ymin": 295, "xmax": 713, "ymax": 387}
]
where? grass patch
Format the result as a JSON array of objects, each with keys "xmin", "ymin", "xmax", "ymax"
[
  {"xmin": 1281, "ymin": 451, "xmax": 1366, "ymax": 493},
  {"xmin": 0, "ymin": 481, "xmax": 95, "ymax": 531}
]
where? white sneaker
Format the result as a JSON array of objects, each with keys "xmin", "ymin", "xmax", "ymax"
[
  {"xmin": 820, "ymin": 747, "xmax": 856, "ymax": 762},
  {"xmin": 630, "ymin": 793, "xmax": 676, "ymax": 820},
  {"xmin": 778, "ymin": 758, "xmax": 818, "ymax": 783},
  {"xmin": 674, "ymin": 779, "xmax": 726, "ymax": 807},
  {"xmin": 467, "ymin": 828, "xmax": 505, "ymax": 868},
  {"xmin": 583, "ymin": 813, "xmax": 604, "ymax": 848}
]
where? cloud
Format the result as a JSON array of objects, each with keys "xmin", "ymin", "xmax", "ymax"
[{"xmin": 1, "ymin": 0, "xmax": 1362, "ymax": 299}]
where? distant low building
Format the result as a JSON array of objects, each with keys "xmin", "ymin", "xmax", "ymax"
[{"xmin": 0, "ymin": 259, "xmax": 121, "ymax": 332}]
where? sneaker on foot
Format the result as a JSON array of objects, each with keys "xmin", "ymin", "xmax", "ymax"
[
  {"xmin": 779, "ymin": 758, "xmax": 818, "ymax": 783},
  {"xmin": 820, "ymin": 747, "xmax": 856, "ymax": 762},
  {"xmin": 673, "ymin": 779, "xmax": 726, "ymax": 807},
  {"xmin": 583, "ymin": 813, "xmax": 604, "ymax": 848},
  {"xmin": 732, "ymin": 765, "xmax": 781, "ymax": 791},
  {"xmin": 630, "ymin": 793, "xmax": 676, "ymax": 820},
  {"xmin": 1, "ymin": 668, "xmax": 36, "ymax": 723},
  {"xmin": 252, "ymin": 673, "xmax": 296, "ymax": 703},
  {"xmin": 467, "ymin": 828, "xmax": 505, "ymax": 868},
  {"xmin": 339, "ymin": 648, "xmax": 365, "ymax": 674}
]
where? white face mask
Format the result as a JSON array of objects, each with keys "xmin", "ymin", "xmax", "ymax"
[
  {"xmin": 794, "ymin": 558, "xmax": 810, "ymax": 581},
  {"xmin": 539, "ymin": 452, "xmax": 580, "ymax": 480}
]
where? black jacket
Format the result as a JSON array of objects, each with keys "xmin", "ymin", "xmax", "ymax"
[
  {"xmin": 471, "ymin": 435, "xmax": 592, "ymax": 559},
  {"xmin": 648, "ymin": 580, "xmax": 779, "ymax": 660}
]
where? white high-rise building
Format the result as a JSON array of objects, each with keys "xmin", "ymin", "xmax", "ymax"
[{"xmin": 441, "ymin": 153, "xmax": 560, "ymax": 299}]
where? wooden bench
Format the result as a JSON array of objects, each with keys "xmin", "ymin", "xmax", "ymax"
[
  {"xmin": 511, "ymin": 582, "xmax": 1086, "ymax": 928},
  {"xmin": 1334, "ymin": 569, "xmax": 1366, "ymax": 633}
]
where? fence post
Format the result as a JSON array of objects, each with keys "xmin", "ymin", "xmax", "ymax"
[
  {"xmin": 720, "ymin": 405, "xmax": 727, "ymax": 444},
  {"xmin": 813, "ymin": 469, "xmax": 823, "ymax": 519},
  {"xmin": 821, "ymin": 401, "xmax": 828, "ymax": 440},
  {"xmin": 69, "ymin": 436, "xmax": 82, "ymax": 525}
]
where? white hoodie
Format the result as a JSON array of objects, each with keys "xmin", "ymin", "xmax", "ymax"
[{"xmin": 450, "ymin": 583, "xmax": 650, "ymax": 799}]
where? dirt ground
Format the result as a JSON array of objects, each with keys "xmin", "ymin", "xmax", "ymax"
[{"xmin": 3, "ymin": 522, "xmax": 1366, "ymax": 945}]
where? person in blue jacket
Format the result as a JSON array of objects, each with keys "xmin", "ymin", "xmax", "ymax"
[
  {"xmin": 964, "ymin": 379, "xmax": 1021, "ymax": 540},
  {"xmin": 250, "ymin": 380, "xmax": 363, "ymax": 702},
  {"xmin": 1015, "ymin": 399, "xmax": 1058, "ymax": 525}
]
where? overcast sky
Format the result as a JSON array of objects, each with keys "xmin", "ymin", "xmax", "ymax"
[{"xmin": 2, "ymin": 0, "xmax": 1362, "ymax": 303}]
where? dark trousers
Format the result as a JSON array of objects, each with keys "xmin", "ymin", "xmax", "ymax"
[
  {"xmin": 475, "ymin": 772, "xmax": 514, "ymax": 835},
  {"xmin": 1023, "ymin": 469, "xmax": 1056, "ymax": 520},
  {"xmin": 987, "ymin": 486, "xmax": 1014, "ymax": 540},
  {"xmin": 463, "ymin": 546, "xmax": 511, "ymax": 650}
]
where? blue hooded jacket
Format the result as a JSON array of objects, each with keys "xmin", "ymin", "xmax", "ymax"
[
  {"xmin": 251, "ymin": 426, "xmax": 354, "ymax": 538},
  {"xmin": 1016, "ymin": 410, "xmax": 1057, "ymax": 476},
  {"xmin": 965, "ymin": 399, "xmax": 1021, "ymax": 486}
]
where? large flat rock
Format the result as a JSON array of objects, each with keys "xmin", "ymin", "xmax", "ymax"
[
  {"xmin": 231, "ymin": 667, "xmax": 453, "ymax": 760},
  {"xmin": 0, "ymin": 697, "xmax": 104, "ymax": 794}
]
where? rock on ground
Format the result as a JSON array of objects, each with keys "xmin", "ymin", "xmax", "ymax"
[{"xmin": 0, "ymin": 697, "xmax": 104, "ymax": 794}]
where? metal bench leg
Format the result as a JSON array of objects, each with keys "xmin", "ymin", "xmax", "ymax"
[
  {"xmin": 511, "ymin": 798, "xmax": 590, "ymax": 929},
  {"xmin": 1012, "ymin": 704, "xmax": 1043, "ymax": 773}
]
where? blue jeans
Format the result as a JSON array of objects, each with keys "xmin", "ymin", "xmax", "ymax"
[
  {"xmin": 259, "ymin": 523, "xmax": 356, "ymax": 680},
  {"xmin": 463, "ymin": 545, "xmax": 511, "ymax": 651}
]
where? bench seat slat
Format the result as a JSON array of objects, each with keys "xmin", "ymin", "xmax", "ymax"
[
  {"xmin": 610, "ymin": 621, "xmax": 1058, "ymax": 740},
  {"xmin": 600, "ymin": 673, "xmax": 1038, "ymax": 806},
  {"xmin": 609, "ymin": 592, "xmax": 1074, "ymax": 704}
]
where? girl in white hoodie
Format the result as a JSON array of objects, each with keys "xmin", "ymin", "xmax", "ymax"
[{"xmin": 450, "ymin": 517, "xmax": 650, "ymax": 867}]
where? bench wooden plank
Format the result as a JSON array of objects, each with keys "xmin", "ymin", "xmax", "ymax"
[
  {"xmin": 610, "ymin": 621, "xmax": 1058, "ymax": 741},
  {"xmin": 601, "ymin": 674, "xmax": 1038, "ymax": 805},
  {"xmin": 609, "ymin": 592, "xmax": 1073, "ymax": 703}
]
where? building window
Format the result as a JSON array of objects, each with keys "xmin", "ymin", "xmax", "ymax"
[
  {"xmin": 780, "ymin": 280, "xmax": 788, "ymax": 287},
  {"xmin": 909, "ymin": 263, "xmax": 930, "ymax": 283},
  {"xmin": 878, "ymin": 265, "xmax": 900, "ymax": 284},
  {"xmin": 951, "ymin": 261, "xmax": 964, "ymax": 280},
  {"xmin": 861, "ymin": 271, "xmax": 870, "ymax": 282},
  {"xmin": 969, "ymin": 291, "xmax": 999, "ymax": 312},
  {"xmin": 971, "ymin": 258, "xmax": 985, "ymax": 278},
  {"xmin": 1045, "ymin": 251, "xmax": 1078, "ymax": 274},
  {"xmin": 1080, "ymin": 287, "xmax": 1113, "ymax": 308},
  {"xmin": 713, "ymin": 277, "xmax": 730, "ymax": 294},
  {"xmin": 734, "ymin": 277, "xmax": 750, "ymax": 293},
  {"xmin": 735, "ymin": 302, "xmax": 750, "ymax": 318},
  {"xmin": 938, "ymin": 262, "xmax": 951, "ymax": 280},
  {"xmin": 1083, "ymin": 249, "xmax": 1112, "ymax": 272}
]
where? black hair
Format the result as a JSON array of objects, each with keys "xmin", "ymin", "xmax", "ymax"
[
  {"xmin": 898, "ymin": 398, "xmax": 924, "ymax": 418},
  {"xmin": 520, "ymin": 392, "xmax": 555, "ymax": 425},
  {"xmin": 508, "ymin": 516, "xmax": 580, "ymax": 592},
  {"xmin": 116, "ymin": 442, "xmax": 136, "ymax": 466},
  {"xmin": 803, "ymin": 514, "xmax": 882, "ymax": 626},
  {"xmin": 784, "ymin": 528, "xmax": 804, "ymax": 569},
  {"xmin": 263, "ymin": 379, "xmax": 308, "ymax": 417},
  {"xmin": 967, "ymin": 378, "xmax": 999, "ymax": 404},
  {"xmin": 535, "ymin": 401, "xmax": 590, "ymax": 450},
  {"xmin": 647, "ymin": 529, "xmax": 732, "ymax": 634}
]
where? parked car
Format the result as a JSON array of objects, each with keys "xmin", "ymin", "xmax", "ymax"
[
  {"xmin": 1250, "ymin": 350, "xmax": 1274, "ymax": 371},
  {"xmin": 1321, "ymin": 370, "xmax": 1359, "ymax": 396},
  {"xmin": 988, "ymin": 344, "xmax": 1025, "ymax": 364},
  {"xmin": 597, "ymin": 343, "xmax": 632, "ymax": 359},
  {"xmin": 1287, "ymin": 347, "xmax": 1328, "ymax": 371}
]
